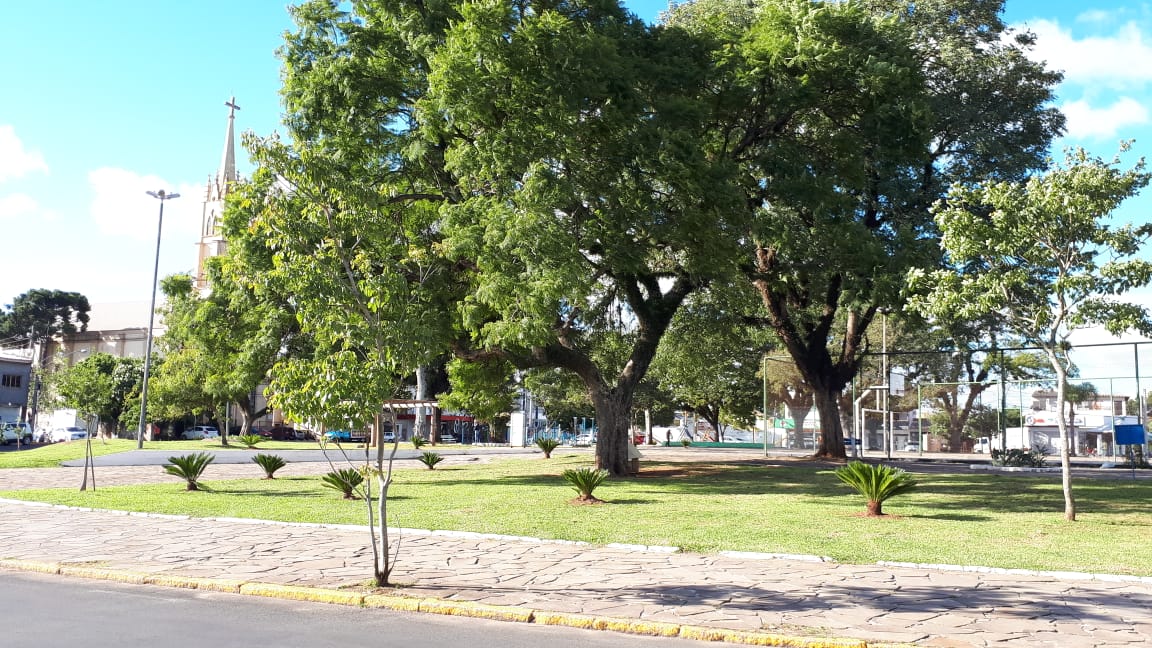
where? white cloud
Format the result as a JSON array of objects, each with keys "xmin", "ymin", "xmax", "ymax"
[
  {"xmin": 87, "ymin": 167, "xmax": 201, "ymax": 244},
  {"xmin": 1023, "ymin": 19, "xmax": 1152, "ymax": 89},
  {"xmin": 1076, "ymin": 9, "xmax": 1119, "ymax": 25},
  {"xmin": 0, "ymin": 192, "xmax": 57, "ymax": 223},
  {"xmin": 1060, "ymin": 96, "xmax": 1150, "ymax": 139},
  {"xmin": 0, "ymin": 125, "xmax": 48, "ymax": 182}
]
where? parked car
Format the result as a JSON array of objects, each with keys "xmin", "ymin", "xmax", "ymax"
[
  {"xmin": 843, "ymin": 437, "xmax": 861, "ymax": 448},
  {"xmin": 571, "ymin": 433, "xmax": 596, "ymax": 446},
  {"xmin": 438, "ymin": 433, "xmax": 457, "ymax": 443},
  {"xmin": 49, "ymin": 426, "xmax": 88, "ymax": 443},
  {"xmin": 2, "ymin": 422, "xmax": 34, "ymax": 445},
  {"xmin": 323, "ymin": 429, "xmax": 365, "ymax": 442},
  {"xmin": 903, "ymin": 442, "xmax": 920, "ymax": 452},
  {"xmin": 381, "ymin": 430, "xmax": 397, "ymax": 443},
  {"xmin": 180, "ymin": 426, "xmax": 220, "ymax": 440}
]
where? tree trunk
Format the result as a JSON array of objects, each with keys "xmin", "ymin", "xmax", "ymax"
[
  {"xmin": 813, "ymin": 385, "xmax": 846, "ymax": 458},
  {"xmin": 415, "ymin": 365, "xmax": 430, "ymax": 442},
  {"xmin": 866, "ymin": 499, "xmax": 883, "ymax": 516},
  {"xmin": 592, "ymin": 389, "xmax": 634, "ymax": 477},
  {"xmin": 785, "ymin": 401, "xmax": 813, "ymax": 449},
  {"xmin": 1049, "ymin": 351, "xmax": 1076, "ymax": 521}
]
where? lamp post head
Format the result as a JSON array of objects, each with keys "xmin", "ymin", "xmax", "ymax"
[{"xmin": 146, "ymin": 190, "xmax": 181, "ymax": 200}]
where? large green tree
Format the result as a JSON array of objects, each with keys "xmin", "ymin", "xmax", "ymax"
[
  {"xmin": 664, "ymin": 0, "xmax": 1063, "ymax": 457},
  {"xmin": 908, "ymin": 147, "xmax": 1152, "ymax": 521},
  {"xmin": 0, "ymin": 289, "xmax": 90, "ymax": 345},
  {"xmin": 650, "ymin": 294, "xmax": 767, "ymax": 439},
  {"xmin": 151, "ymin": 264, "xmax": 299, "ymax": 440}
]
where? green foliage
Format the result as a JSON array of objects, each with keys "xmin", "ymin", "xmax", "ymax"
[
  {"xmin": 54, "ymin": 352, "xmax": 143, "ymax": 434},
  {"xmin": 650, "ymin": 292, "xmax": 768, "ymax": 434},
  {"xmin": 237, "ymin": 434, "xmax": 263, "ymax": 449},
  {"xmin": 908, "ymin": 146, "xmax": 1152, "ymax": 520},
  {"xmin": 991, "ymin": 448, "xmax": 1047, "ymax": 468},
  {"xmin": 418, "ymin": 451, "xmax": 444, "ymax": 470},
  {"xmin": 438, "ymin": 357, "xmax": 517, "ymax": 427},
  {"xmin": 535, "ymin": 437, "xmax": 561, "ymax": 458},
  {"xmin": 834, "ymin": 461, "xmax": 916, "ymax": 516},
  {"xmin": 562, "ymin": 467, "xmax": 610, "ymax": 501},
  {"xmin": 411, "ymin": 436, "xmax": 427, "ymax": 449},
  {"xmin": 153, "ymin": 269, "xmax": 295, "ymax": 435},
  {"xmin": 320, "ymin": 468, "xmax": 364, "ymax": 499},
  {"xmin": 252, "ymin": 453, "xmax": 287, "ymax": 478},
  {"xmin": 0, "ymin": 289, "xmax": 90, "ymax": 343},
  {"xmin": 680, "ymin": 438, "xmax": 692, "ymax": 447},
  {"xmin": 662, "ymin": 0, "xmax": 1063, "ymax": 455},
  {"xmin": 163, "ymin": 452, "xmax": 215, "ymax": 491}
]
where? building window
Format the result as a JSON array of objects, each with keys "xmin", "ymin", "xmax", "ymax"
[{"xmin": 1, "ymin": 374, "xmax": 22, "ymax": 388}]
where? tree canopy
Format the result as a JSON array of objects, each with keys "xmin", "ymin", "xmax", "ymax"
[
  {"xmin": 660, "ymin": 0, "xmax": 1063, "ymax": 457},
  {"xmin": 0, "ymin": 289, "xmax": 90, "ymax": 345}
]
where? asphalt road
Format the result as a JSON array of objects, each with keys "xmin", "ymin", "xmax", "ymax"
[{"xmin": 0, "ymin": 570, "xmax": 712, "ymax": 648}]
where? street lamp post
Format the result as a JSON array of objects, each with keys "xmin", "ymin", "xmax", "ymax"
[{"xmin": 137, "ymin": 189, "xmax": 179, "ymax": 449}]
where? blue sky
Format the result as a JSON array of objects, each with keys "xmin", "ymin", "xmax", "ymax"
[{"xmin": 2, "ymin": 1, "xmax": 1150, "ymax": 336}]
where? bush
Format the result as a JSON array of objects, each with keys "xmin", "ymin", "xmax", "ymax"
[
  {"xmin": 163, "ymin": 452, "xmax": 215, "ymax": 491},
  {"xmin": 237, "ymin": 434, "xmax": 264, "ymax": 449},
  {"xmin": 321, "ymin": 468, "xmax": 364, "ymax": 499},
  {"xmin": 535, "ymin": 437, "xmax": 561, "ymax": 458},
  {"xmin": 562, "ymin": 467, "xmax": 609, "ymax": 502},
  {"xmin": 411, "ymin": 436, "xmax": 427, "ymax": 449},
  {"xmin": 418, "ymin": 451, "xmax": 444, "ymax": 470},
  {"xmin": 991, "ymin": 447, "xmax": 1047, "ymax": 468},
  {"xmin": 680, "ymin": 438, "xmax": 691, "ymax": 447},
  {"xmin": 252, "ymin": 453, "xmax": 286, "ymax": 479},
  {"xmin": 834, "ymin": 461, "xmax": 916, "ymax": 516}
]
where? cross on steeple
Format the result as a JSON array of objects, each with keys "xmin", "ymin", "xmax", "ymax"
[{"xmin": 225, "ymin": 96, "xmax": 241, "ymax": 117}]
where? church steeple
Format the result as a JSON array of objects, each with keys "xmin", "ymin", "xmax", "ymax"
[
  {"xmin": 196, "ymin": 98, "xmax": 240, "ymax": 292},
  {"xmin": 217, "ymin": 97, "xmax": 239, "ymax": 192}
]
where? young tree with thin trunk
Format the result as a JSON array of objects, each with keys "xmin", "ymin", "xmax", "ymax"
[{"xmin": 908, "ymin": 146, "xmax": 1152, "ymax": 521}]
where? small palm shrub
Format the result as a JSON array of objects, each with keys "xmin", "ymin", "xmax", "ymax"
[
  {"xmin": 252, "ymin": 453, "xmax": 286, "ymax": 479},
  {"xmin": 680, "ymin": 438, "xmax": 691, "ymax": 447},
  {"xmin": 164, "ymin": 452, "xmax": 215, "ymax": 491},
  {"xmin": 418, "ymin": 451, "xmax": 444, "ymax": 470},
  {"xmin": 321, "ymin": 468, "xmax": 364, "ymax": 499},
  {"xmin": 562, "ymin": 467, "xmax": 609, "ymax": 502},
  {"xmin": 411, "ymin": 436, "xmax": 427, "ymax": 449},
  {"xmin": 834, "ymin": 461, "xmax": 916, "ymax": 516},
  {"xmin": 535, "ymin": 437, "xmax": 561, "ymax": 458},
  {"xmin": 237, "ymin": 434, "xmax": 263, "ymax": 449}
]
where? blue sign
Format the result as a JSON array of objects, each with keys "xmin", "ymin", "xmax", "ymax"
[{"xmin": 1114, "ymin": 424, "xmax": 1145, "ymax": 445}]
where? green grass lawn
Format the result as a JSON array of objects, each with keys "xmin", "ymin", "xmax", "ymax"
[
  {"xmin": 2, "ymin": 453, "xmax": 1150, "ymax": 575},
  {"xmin": 0, "ymin": 438, "xmax": 334, "ymax": 468}
]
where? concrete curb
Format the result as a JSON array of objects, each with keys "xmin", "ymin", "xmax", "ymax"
[{"xmin": 0, "ymin": 558, "xmax": 894, "ymax": 648}]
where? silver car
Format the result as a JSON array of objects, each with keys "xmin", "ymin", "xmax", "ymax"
[{"xmin": 49, "ymin": 426, "xmax": 88, "ymax": 442}]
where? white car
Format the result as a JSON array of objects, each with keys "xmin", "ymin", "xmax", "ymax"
[
  {"xmin": 2, "ymin": 423, "xmax": 34, "ymax": 445},
  {"xmin": 49, "ymin": 426, "xmax": 88, "ymax": 443},
  {"xmin": 180, "ymin": 426, "xmax": 220, "ymax": 440}
]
